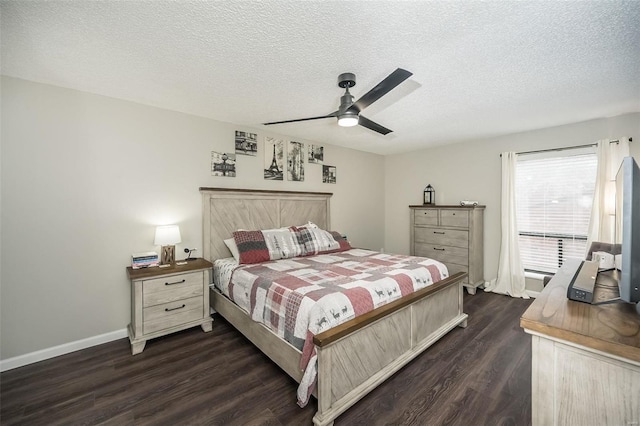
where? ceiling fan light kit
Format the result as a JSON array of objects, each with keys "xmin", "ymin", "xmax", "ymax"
[
  {"xmin": 263, "ymin": 68, "xmax": 413, "ymax": 135},
  {"xmin": 337, "ymin": 112, "xmax": 359, "ymax": 127}
]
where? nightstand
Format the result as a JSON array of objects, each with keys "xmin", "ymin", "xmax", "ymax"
[{"xmin": 126, "ymin": 258, "xmax": 213, "ymax": 355}]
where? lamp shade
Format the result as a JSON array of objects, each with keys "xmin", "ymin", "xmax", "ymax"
[{"xmin": 154, "ymin": 225, "xmax": 182, "ymax": 246}]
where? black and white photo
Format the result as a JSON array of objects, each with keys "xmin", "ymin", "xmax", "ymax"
[
  {"xmin": 288, "ymin": 141, "xmax": 304, "ymax": 182},
  {"xmin": 322, "ymin": 165, "xmax": 336, "ymax": 184},
  {"xmin": 235, "ymin": 131, "xmax": 258, "ymax": 156},
  {"xmin": 211, "ymin": 151, "xmax": 236, "ymax": 177},
  {"xmin": 308, "ymin": 144, "xmax": 324, "ymax": 164},
  {"xmin": 264, "ymin": 136, "xmax": 284, "ymax": 180}
]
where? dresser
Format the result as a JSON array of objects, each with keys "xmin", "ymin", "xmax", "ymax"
[
  {"xmin": 409, "ymin": 205, "xmax": 485, "ymax": 294},
  {"xmin": 126, "ymin": 258, "xmax": 213, "ymax": 354},
  {"xmin": 520, "ymin": 259, "xmax": 640, "ymax": 425}
]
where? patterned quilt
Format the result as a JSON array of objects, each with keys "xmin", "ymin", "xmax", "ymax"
[{"xmin": 220, "ymin": 248, "xmax": 449, "ymax": 406}]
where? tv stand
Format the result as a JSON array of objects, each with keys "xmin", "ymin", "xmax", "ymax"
[{"xmin": 520, "ymin": 258, "xmax": 640, "ymax": 425}]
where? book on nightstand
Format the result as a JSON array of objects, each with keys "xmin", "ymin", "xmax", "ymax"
[{"xmin": 131, "ymin": 251, "xmax": 159, "ymax": 269}]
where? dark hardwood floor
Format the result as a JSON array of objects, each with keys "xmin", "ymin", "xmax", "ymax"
[{"xmin": 1, "ymin": 291, "xmax": 533, "ymax": 426}]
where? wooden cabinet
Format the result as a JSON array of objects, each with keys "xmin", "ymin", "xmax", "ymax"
[
  {"xmin": 410, "ymin": 205, "xmax": 485, "ymax": 294},
  {"xmin": 521, "ymin": 259, "xmax": 640, "ymax": 425},
  {"xmin": 126, "ymin": 258, "xmax": 213, "ymax": 355}
]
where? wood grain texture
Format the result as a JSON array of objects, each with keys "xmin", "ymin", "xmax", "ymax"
[
  {"xmin": 128, "ymin": 263, "xmax": 212, "ymax": 355},
  {"xmin": 0, "ymin": 291, "xmax": 532, "ymax": 426},
  {"xmin": 523, "ymin": 259, "xmax": 640, "ymax": 426},
  {"xmin": 411, "ymin": 284, "xmax": 459, "ymax": 344},
  {"xmin": 313, "ymin": 272, "xmax": 466, "ymax": 347},
  {"xmin": 410, "ymin": 206, "xmax": 485, "ymax": 291},
  {"xmin": 520, "ymin": 258, "xmax": 640, "ymax": 362},
  {"xmin": 210, "ymin": 288, "xmax": 304, "ymax": 384},
  {"xmin": 126, "ymin": 258, "xmax": 213, "ymax": 280},
  {"xmin": 328, "ymin": 308, "xmax": 412, "ymax": 402},
  {"xmin": 200, "ymin": 189, "xmax": 332, "ymax": 260},
  {"xmin": 414, "ymin": 226, "xmax": 469, "ymax": 248}
]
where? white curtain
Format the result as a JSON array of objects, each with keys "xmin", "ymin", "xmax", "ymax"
[
  {"xmin": 587, "ymin": 138, "xmax": 630, "ymax": 248},
  {"xmin": 485, "ymin": 152, "xmax": 529, "ymax": 298}
]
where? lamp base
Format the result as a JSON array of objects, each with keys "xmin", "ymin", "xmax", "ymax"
[{"xmin": 160, "ymin": 245, "xmax": 176, "ymax": 265}]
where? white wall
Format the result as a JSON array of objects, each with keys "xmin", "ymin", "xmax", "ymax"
[
  {"xmin": 384, "ymin": 112, "xmax": 640, "ymax": 290},
  {"xmin": 0, "ymin": 76, "xmax": 385, "ymax": 359}
]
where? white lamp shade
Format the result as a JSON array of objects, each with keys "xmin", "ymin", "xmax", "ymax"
[{"xmin": 154, "ymin": 225, "xmax": 182, "ymax": 246}]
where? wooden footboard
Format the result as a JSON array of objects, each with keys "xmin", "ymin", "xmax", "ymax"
[
  {"xmin": 312, "ymin": 273, "xmax": 467, "ymax": 426},
  {"xmin": 210, "ymin": 272, "xmax": 467, "ymax": 426}
]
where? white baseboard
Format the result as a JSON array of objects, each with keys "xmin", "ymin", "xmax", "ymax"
[{"xmin": 0, "ymin": 328, "xmax": 128, "ymax": 372}]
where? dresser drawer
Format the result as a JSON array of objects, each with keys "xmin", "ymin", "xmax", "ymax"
[
  {"xmin": 143, "ymin": 296, "xmax": 203, "ymax": 334},
  {"xmin": 415, "ymin": 227, "xmax": 469, "ymax": 249},
  {"xmin": 143, "ymin": 271, "xmax": 204, "ymax": 308},
  {"xmin": 414, "ymin": 243, "xmax": 469, "ymax": 266},
  {"xmin": 414, "ymin": 209, "xmax": 438, "ymax": 226},
  {"xmin": 440, "ymin": 210, "xmax": 469, "ymax": 228}
]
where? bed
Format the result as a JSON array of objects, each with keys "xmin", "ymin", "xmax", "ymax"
[{"xmin": 201, "ymin": 188, "xmax": 468, "ymax": 426}]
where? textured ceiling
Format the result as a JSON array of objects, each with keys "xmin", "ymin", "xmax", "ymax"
[{"xmin": 2, "ymin": 1, "xmax": 639, "ymax": 155}]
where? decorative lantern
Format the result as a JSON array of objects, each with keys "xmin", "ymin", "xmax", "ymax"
[{"xmin": 423, "ymin": 184, "xmax": 435, "ymax": 205}]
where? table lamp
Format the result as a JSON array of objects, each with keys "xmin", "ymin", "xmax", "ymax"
[{"xmin": 154, "ymin": 225, "xmax": 181, "ymax": 265}]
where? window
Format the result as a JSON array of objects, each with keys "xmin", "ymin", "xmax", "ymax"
[{"xmin": 515, "ymin": 149, "xmax": 597, "ymax": 274}]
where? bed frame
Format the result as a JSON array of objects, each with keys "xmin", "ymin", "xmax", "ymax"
[{"xmin": 201, "ymin": 188, "xmax": 468, "ymax": 426}]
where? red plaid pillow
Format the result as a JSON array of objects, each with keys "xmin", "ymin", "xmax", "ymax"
[
  {"xmin": 323, "ymin": 231, "xmax": 352, "ymax": 253},
  {"xmin": 233, "ymin": 230, "xmax": 270, "ymax": 264}
]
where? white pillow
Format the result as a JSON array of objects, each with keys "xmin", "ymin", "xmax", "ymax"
[{"xmin": 224, "ymin": 238, "xmax": 240, "ymax": 262}]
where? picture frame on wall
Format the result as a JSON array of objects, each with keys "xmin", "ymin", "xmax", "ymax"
[
  {"xmin": 308, "ymin": 144, "xmax": 324, "ymax": 164},
  {"xmin": 211, "ymin": 151, "xmax": 236, "ymax": 177},
  {"xmin": 288, "ymin": 141, "xmax": 304, "ymax": 182},
  {"xmin": 235, "ymin": 131, "xmax": 258, "ymax": 156},
  {"xmin": 322, "ymin": 165, "xmax": 336, "ymax": 184},
  {"xmin": 264, "ymin": 136, "xmax": 284, "ymax": 180}
]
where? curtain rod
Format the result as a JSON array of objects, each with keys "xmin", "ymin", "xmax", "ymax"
[{"xmin": 499, "ymin": 137, "xmax": 632, "ymax": 157}]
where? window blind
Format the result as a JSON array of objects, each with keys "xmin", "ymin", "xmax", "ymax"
[{"xmin": 516, "ymin": 152, "xmax": 597, "ymax": 274}]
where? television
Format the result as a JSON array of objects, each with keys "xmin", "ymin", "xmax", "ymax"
[{"xmin": 614, "ymin": 156, "xmax": 640, "ymax": 314}]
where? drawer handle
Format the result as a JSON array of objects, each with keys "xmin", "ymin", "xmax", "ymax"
[
  {"xmin": 165, "ymin": 304, "xmax": 186, "ymax": 312},
  {"xmin": 165, "ymin": 279, "xmax": 186, "ymax": 286},
  {"xmin": 434, "ymin": 248, "xmax": 446, "ymax": 251},
  {"xmin": 433, "ymin": 231, "xmax": 445, "ymax": 234}
]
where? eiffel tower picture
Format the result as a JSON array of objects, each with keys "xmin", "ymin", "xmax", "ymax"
[{"xmin": 264, "ymin": 137, "xmax": 283, "ymax": 180}]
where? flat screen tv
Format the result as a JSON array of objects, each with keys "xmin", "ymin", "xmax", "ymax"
[{"xmin": 614, "ymin": 156, "xmax": 640, "ymax": 314}]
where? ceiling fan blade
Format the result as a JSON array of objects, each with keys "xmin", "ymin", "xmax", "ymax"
[
  {"xmin": 358, "ymin": 115, "xmax": 393, "ymax": 135},
  {"xmin": 348, "ymin": 68, "xmax": 413, "ymax": 113},
  {"xmin": 263, "ymin": 111, "xmax": 338, "ymax": 126}
]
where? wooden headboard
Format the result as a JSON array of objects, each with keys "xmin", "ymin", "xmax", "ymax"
[{"xmin": 200, "ymin": 188, "xmax": 333, "ymax": 261}]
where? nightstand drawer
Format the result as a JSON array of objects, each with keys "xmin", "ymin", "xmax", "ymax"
[
  {"xmin": 143, "ymin": 271, "xmax": 204, "ymax": 308},
  {"xmin": 415, "ymin": 227, "xmax": 469, "ymax": 249},
  {"xmin": 414, "ymin": 243, "xmax": 469, "ymax": 266},
  {"xmin": 414, "ymin": 209, "xmax": 438, "ymax": 226},
  {"xmin": 440, "ymin": 210, "xmax": 469, "ymax": 228},
  {"xmin": 143, "ymin": 296, "xmax": 203, "ymax": 334}
]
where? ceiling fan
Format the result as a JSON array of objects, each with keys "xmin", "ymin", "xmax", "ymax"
[{"xmin": 262, "ymin": 68, "xmax": 413, "ymax": 135}]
